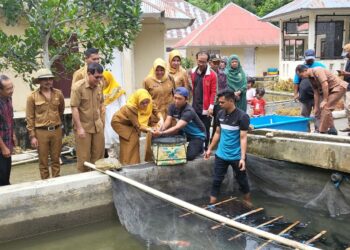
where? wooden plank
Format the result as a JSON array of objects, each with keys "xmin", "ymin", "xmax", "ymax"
[
  {"xmin": 228, "ymin": 216, "xmax": 284, "ymax": 241},
  {"xmin": 256, "ymin": 221, "xmax": 300, "ymax": 250}
]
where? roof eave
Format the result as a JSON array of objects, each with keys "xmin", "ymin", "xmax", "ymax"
[
  {"xmin": 261, "ymin": 7, "xmax": 350, "ymax": 22},
  {"xmin": 162, "ymin": 17, "xmax": 195, "ymax": 30}
]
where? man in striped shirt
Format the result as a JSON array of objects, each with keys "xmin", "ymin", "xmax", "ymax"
[{"xmin": 205, "ymin": 89, "xmax": 251, "ymax": 206}]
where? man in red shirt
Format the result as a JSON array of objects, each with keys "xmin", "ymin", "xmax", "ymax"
[
  {"xmin": 250, "ymin": 88, "xmax": 266, "ymax": 116},
  {"xmin": 190, "ymin": 51, "xmax": 217, "ymax": 150}
]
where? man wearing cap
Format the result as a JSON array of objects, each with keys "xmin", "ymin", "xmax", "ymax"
[
  {"xmin": 293, "ymin": 49, "xmax": 326, "ymax": 132},
  {"xmin": 72, "ymin": 47, "xmax": 100, "ymax": 85},
  {"xmin": 26, "ymin": 69, "xmax": 65, "ymax": 179},
  {"xmin": 338, "ymin": 43, "xmax": 350, "ymax": 133},
  {"xmin": 71, "ymin": 62, "xmax": 105, "ymax": 172},
  {"xmin": 209, "ymin": 54, "xmax": 227, "ymax": 143},
  {"xmin": 0, "ymin": 75, "xmax": 16, "ymax": 186},
  {"xmin": 153, "ymin": 87, "xmax": 206, "ymax": 161},
  {"xmin": 296, "ymin": 65, "xmax": 348, "ymax": 134}
]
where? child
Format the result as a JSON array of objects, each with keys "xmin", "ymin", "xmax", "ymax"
[
  {"xmin": 250, "ymin": 88, "xmax": 266, "ymax": 116},
  {"xmin": 246, "ymin": 77, "xmax": 256, "ymax": 104},
  {"xmin": 246, "ymin": 77, "xmax": 256, "ymax": 115}
]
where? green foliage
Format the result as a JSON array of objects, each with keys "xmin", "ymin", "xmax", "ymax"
[
  {"xmin": 186, "ymin": 0, "xmax": 293, "ymax": 16},
  {"xmin": 257, "ymin": 0, "xmax": 293, "ymax": 17},
  {"xmin": 0, "ymin": 0, "xmax": 142, "ymax": 83},
  {"xmin": 181, "ymin": 57, "xmax": 194, "ymax": 69}
]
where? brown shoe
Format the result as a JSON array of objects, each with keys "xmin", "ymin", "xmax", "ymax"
[{"xmin": 340, "ymin": 127, "xmax": 350, "ymax": 132}]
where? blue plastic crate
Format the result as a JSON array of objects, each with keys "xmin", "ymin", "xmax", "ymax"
[{"xmin": 250, "ymin": 115, "xmax": 312, "ymax": 132}]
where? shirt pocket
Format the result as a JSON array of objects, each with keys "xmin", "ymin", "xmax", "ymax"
[
  {"xmin": 50, "ymin": 97, "xmax": 61, "ymax": 118},
  {"xmin": 34, "ymin": 100, "xmax": 48, "ymax": 115}
]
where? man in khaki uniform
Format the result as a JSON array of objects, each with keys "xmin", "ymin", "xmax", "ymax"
[
  {"xmin": 72, "ymin": 47, "xmax": 100, "ymax": 85},
  {"xmin": 71, "ymin": 63, "xmax": 105, "ymax": 172},
  {"xmin": 296, "ymin": 65, "xmax": 348, "ymax": 134},
  {"xmin": 26, "ymin": 69, "xmax": 65, "ymax": 179}
]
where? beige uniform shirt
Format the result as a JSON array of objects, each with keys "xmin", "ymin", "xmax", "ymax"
[
  {"xmin": 72, "ymin": 65, "xmax": 87, "ymax": 86},
  {"xmin": 170, "ymin": 68, "xmax": 190, "ymax": 89},
  {"xmin": 70, "ymin": 78, "xmax": 103, "ymax": 133},
  {"xmin": 143, "ymin": 76, "xmax": 175, "ymax": 119},
  {"xmin": 310, "ymin": 67, "xmax": 349, "ymax": 92},
  {"xmin": 26, "ymin": 88, "xmax": 65, "ymax": 138}
]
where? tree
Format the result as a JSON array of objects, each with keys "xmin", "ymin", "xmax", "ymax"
[
  {"xmin": 186, "ymin": 0, "xmax": 293, "ymax": 17},
  {"xmin": 0, "ymin": 0, "xmax": 142, "ymax": 83}
]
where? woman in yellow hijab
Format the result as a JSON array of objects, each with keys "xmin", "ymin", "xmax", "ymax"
[
  {"xmin": 102, "ymin": 71, "xmax": 126, "ymax": 157},
  {"xmin": 168, "ymin": 50, "xmax": 190, "ymax": 90},
  {"xmin": 111, "ymin": 89, "xmax": 161, "ymax": 165},
  {"xmin": 143, "ymin": 58, "xmax": 175, "ymax": 118},
  {"xmin": 143, "ymin": 58, "xmax": 175, "ymax": 162}
]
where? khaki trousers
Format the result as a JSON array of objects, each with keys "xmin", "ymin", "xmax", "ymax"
[
  {"xmin": 36, "ymin": 127, "xmax": 62, "ymax": 179},
  {"xmin": 319, "ymin": 88, "xmax": 346, "ymax": 133},
  {"xmin": 75, "ymin": 129, "xmax": 105, "ymax": 172},
  {"xmin": 119, "ymin": 130, "xmax": 140, "ymax": 165}
]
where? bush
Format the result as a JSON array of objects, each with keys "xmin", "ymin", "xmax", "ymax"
[
  {"xmin": 181, "ymin": 57, "xmax": 194, "ymax": 70},
  {"xmin": 267, "ymin": 78, "xmax": 294, "ymax": 92}
]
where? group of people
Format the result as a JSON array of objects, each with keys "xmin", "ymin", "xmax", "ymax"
[
  {"xmin": 0, "ymin": 48, "xmax": 254, "ymax": 205},
  {"xmin": 2, "ymin": 44, "xmax": 349, "ymax": 206},
  {"xmin": 294, "ymin": 45, "xmax": 350, "ymax": 134}
]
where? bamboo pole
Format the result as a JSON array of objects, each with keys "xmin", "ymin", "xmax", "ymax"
[
  {"xmin": 211, "ymin": 207, "xmax": 264, "ymax": 230},
  {"xmin": 179, "ymin": 197, "xmax": 237, "ymax": 217},
  {"xmin": 228, "ymin": 216, "xmax": 284, "ymax": 241},
  {"xmin": 256, "ymin": 221, "xmax": 300, "ymax": 250},
  {"xmin": 305, "ymin": 231, "xmax": 327, "ymax": 245},
  {"xmin": 84, "ymin": 162, "xmax": 320, "ymax": 250}
]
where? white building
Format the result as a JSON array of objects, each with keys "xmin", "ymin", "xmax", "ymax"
[{"xmin": 261, "ymin": 0, "xmax": 350, "ymax": 79}]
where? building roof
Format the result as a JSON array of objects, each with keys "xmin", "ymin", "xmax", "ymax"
[
  {"xmin": 261, "ymin": 0, "xmax": 350, "ymax": 21},
  {"xmin": 141, "ymin": 0, "xmax": 195, "ymax": 30},
  {"xmin": 165, "ymin": 0, "xmax": 211, "ymax": 40},
  {"xmin": 175, "ymin": 3, "xmax": 280, "ymax": 48}
]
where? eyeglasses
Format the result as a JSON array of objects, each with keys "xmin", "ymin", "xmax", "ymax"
[{"xmin": 92, "ymin": 75, "xmax": 103, "ymax": 80}]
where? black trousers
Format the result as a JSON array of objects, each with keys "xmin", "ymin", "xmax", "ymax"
[
  {"xmin": 211, "ymin": 156, "xmax": 250, "ymax": 198},
  {"xmin": 0, "ymin": 154, "xmax": 11, "ymax": 186},
  {"xmin": 197, "ymin": 113, "xmax": 212, "ymax": 150},
  {"xmin": 186, "ymin": 138, "xmax": 204, "ymax": 161}
]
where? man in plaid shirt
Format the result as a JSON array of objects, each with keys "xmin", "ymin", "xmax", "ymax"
[{"xmin": 0, "ymin": 75, "xmax": 16, "ymax": 186}]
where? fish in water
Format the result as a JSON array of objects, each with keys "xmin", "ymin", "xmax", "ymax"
[{"xmin": 157, "ymin": 238, "xmax": 191, "ymax": 247}]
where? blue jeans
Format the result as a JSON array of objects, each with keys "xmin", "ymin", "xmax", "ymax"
[{"xmin": 211, "ymin": 155, "xmax": 250, "ymax": 198}]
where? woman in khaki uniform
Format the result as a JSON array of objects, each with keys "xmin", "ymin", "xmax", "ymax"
[
  {"xmin": 143, "ymin": 58, "xmax": 175, "ymax": 161},
  {"xmin": 168, "ymin": 50, "xmax": 190, "ymax": 90},
  {"xmin": 111, "ymin": 89, "xmax": 161, "ymax": 165}
]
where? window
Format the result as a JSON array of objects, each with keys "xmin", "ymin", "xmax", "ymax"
[
  {"xmin": 316, "ymin": 17, "xmax": 345, "ymax": 59},
  {"xmin": 283, "ymin": 39, "xmax": 304, "ymax": 60},
  {"xmin": 284, "ymin": 21, "xmax": 309, "ymax": 35}
]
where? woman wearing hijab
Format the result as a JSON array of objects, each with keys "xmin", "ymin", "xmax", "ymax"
[
  {"xmin": 168, "ymin": 50, "xmax": 190, "ymax": 90},
  {"xmin": 143, "ymin": 58, "xmax": 175, "ymax": 161},
  {"xmin": 225, "ymin": 55, "xmax": 248, "ymax": 112},
  {"xmin": 111, "ymin": 89, "xmax": 161, "ymax": 165},
  {"xmin": 102, "ymin": 71, "xmax": 126, "ymax": 157}
]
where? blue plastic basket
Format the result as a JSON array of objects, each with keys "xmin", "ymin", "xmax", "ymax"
[{"xmin": 250, "ymin": 115, "xmax": 312, "ymax": 132}]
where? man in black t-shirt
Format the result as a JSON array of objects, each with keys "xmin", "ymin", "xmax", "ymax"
[{"xmin": 153, "ymin": 87, "xmax": 206, "ymax": 160}]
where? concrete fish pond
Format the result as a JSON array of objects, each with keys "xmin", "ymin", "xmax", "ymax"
[{"xmin": 1, "ymin": 156, "xmax": 350, "ymax": 249}]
